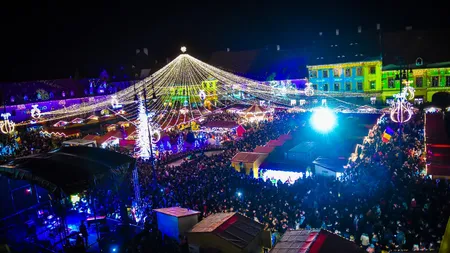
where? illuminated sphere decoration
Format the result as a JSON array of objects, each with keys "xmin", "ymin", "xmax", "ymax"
[
  {"xmin": 310, "ymin": 108, "xmax": 337, "ymax": 133},
  {"xmin": 180, "ymin": 46, "xmax": 187, "ymax": 53}
]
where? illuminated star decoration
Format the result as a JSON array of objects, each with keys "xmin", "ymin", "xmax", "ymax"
[
  {"xmin": 304, "ymin": 80, "xmax": 315, "ymax": 96},
  {"xmin": 402, "ymin": 80, "xmax": 415, "ymax": 100},
  {"xmin": 0, "ymin": 113, "xmax": 15, "ymax": 134},
  {"xmin": 181, "ymin": 46, "xmax": 187, "ymax": 53},
  {"xmin": 30, "ymin": 104, "xmax": 41, "ymax": 119},
  {"xmin": 390, "ymin": 92, "xmax": 413, "ymax": 123}
]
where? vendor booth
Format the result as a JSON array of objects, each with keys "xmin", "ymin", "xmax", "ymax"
[{"xmin": 231, "ymin": 152, "xmax": 268, "ymax": 178}]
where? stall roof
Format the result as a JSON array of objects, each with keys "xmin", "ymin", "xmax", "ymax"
[
  {"xmin": 266, "ymin": 139, "xmax": 285, "ymax": 147},
  {"xmin": 231, "ymin": 152, "xmax": 265, "ymax": 163},
  {"xmin": 289, "ymin": 142, "xmax": 316, "ymax": 153},
  {"xmin": 270, "ymin": 230, "xmax": 319, "ymax": 253},
  {"xmin": 190, "ymin": 212, "xmax": 265, "ymax": 249},
  {"xmin": 253, "ymin": 145, "xmax": 277, "ymax": 154},
  {"xmin": 97, "ymin": 131, "xmax": 123, "ymax": 145},
  {"xmin": 204, "ymin": 121, "xmax": 238, "ymax": 129},
  {"xmin": 154, "ymin": 207, "xmax": 200, "ymax": 218},
  {"xmin": 313, "ymin": 157, "xmax": 347, "ymax": 173},
  {"xmin": 0, "ymin": 146, "xmax": 135, "ymax": 196}
]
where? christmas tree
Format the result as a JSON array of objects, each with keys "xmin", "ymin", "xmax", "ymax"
[{"xmin": 135, "ymin": 97, "xmax": 150, "ymax": 160}]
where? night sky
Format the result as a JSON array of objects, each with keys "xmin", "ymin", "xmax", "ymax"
[{"xmin": 3, "ymin": 1, "xmax": 449, "ymax": 82}]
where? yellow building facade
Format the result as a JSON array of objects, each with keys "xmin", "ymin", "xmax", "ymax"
[{"xmin": 307, "ymin": 61, "xmax": 450, "ymax": 104}]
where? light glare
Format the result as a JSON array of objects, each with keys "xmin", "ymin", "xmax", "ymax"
[{"xmin": 310, "ymin": 108, "xmax": 337, "ymax": 133}]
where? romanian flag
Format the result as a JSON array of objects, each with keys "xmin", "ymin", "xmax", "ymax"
[{"xmin": 382, "ymin": 127, "xmax": 394, "ymax": 143}]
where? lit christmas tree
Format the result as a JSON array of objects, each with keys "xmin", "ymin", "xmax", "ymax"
[{"xmin": 135, "ymin": 97, "xmax": 151, "ymax": 160}]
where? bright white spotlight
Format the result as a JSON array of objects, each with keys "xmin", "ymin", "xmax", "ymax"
[{"xmin": 310, "ymin": 108, "xmax": 337, "ymax": 133}]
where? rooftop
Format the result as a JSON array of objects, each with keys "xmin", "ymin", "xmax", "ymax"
[
  {"xmin": 154, "ymin": 207, "xmax": 201, "ymax": 218},
  {"xmin": 231, "ymin": 152, "xmax": 265, "ymax": 163},
  {"xmin": 313, "ymin": 157, "xmax": 348, "ymax": 173},
  {"xmin": 270, "ymin": 230, "xmax": 319, "ymax": 253},
  {"xmin": 190, "ymin": 212, "xmax": 265, "ymax": 249},
  {"xmin": 289, "ymin": 142, "xmax": 316, "ymax": 153}
]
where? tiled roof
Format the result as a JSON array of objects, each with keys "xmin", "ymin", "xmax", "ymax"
[
  {"xmin": 190, "ymin": 212, "xmax": 264, "ymax": 249},
  {"xmin": 270, "ymin": 230, "xmax": 319, "ymax": 253},
  {"xmin": 190, "ymin": 212, "xmax": 235, "ymax": 233},
  {"xmin": 231, "ymin": 152, "xmax": 265, "ymax": 163},
  {"xmin": 154, "ymin": 207, "xmax": 200, "ymax": 218}
]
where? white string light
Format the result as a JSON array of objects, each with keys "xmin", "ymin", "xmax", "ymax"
[{"xmin": 25, "ymin": 54, "xmax": 381, "ymax": 129}]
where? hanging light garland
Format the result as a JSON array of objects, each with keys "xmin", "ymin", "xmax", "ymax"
[
  {"xmin": 30, "ymin": 104, "xmax": 41, "ymax": 119},
  {"xmin": 31, "ymin": 54, "xmax": 379, "ymax": 129},
  {"xmin": 0, "ymin": 113, "xmax": 15, "ymax": 134},
  {"xmin": 390, "ymin": 92, "xmax": 413, "ymax": 123}
]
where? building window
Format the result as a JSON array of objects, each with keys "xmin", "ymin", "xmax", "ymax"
[
  {"xmin": 370, "ymin": 81, "xmax": 376, "ymax": 89},
  {"xmin": 446, "ymin": 76, "xmax": 450, "ymax": 87},
  {"xmin": 388, "ymin": 77, "xmax": 395, "ymax": 88},
  {"xmin": 309, "ymin": 70, "xmax": 317, "ymax": 78},
  {"xmin": 345, "ymin": 68, "xmax": 351, "ymax": 77},
  {"xmin": 370, "ymin": 66, "xmax": 376, "ymax": 75},
  {"xmin": 345, "ymin": 82, "xmax": 351, "ymax": 91},
  {"xmin": 323, "ymin": 84, "xmax": 328, "ymax": 91},
  {"xmin": 312, "ymin": 84, "xmax": 318, "ymax": 90},
  {"xmin": 334, "ymin": 82, "xmax": 340, "ymax": 91},
  {"xmin": 333, "ymin": 69, "xmax": 340, "ymax": 77},
  {"xmin": 356, "ymin": 67, "xmax": 363, "ymax": 76},
  {"xmin": 431, "ymin": 76, "xmax": 439, "ymax": 87},
  {"xmin": 357, "ymin": 82, "xmax": 363, "ymax": 91},
  {"xmin": 322, "ymin": 70, "xmax": 328, "ymax": 78},
  {"xmin": 416, "ymin": 77, "xmax": 423, "ymax": 87}
]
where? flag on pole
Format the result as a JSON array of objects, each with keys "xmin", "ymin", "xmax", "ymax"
[{"xmin": 382, "ymin": 127, "xmax": 394, "ymax": 143}]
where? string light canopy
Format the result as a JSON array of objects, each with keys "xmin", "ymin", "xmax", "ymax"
[{"xmin": 30, "ymin": 53, "xmax": 379, "ymax": 129}]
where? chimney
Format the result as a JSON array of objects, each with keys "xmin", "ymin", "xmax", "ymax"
[
  {"xmin": 376, "ymin": 24, "xmax": 381, "ymax": 30},
  {"xmin": 276, "ymin": 45, "xmax": 280, "ymax": 51},
  {"xmin": 358, "ymin": 26, "xmax": 362, "ymax": 33},
  {"xmin": 336, "ymin": 29, "xmax": 339, "ymax": 36},
  {"xmin": 406, "ymin": 26, "xmax": 413, "ymax": 31}
]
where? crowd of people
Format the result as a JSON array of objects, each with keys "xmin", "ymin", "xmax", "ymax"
[
  {"xmin": 1, "ymin": 109, "xmax": 449, "ymax": 252},
  {"xmin": 129, "ymin": 111, "xmax": 448, "ymax": 252},
  {"xmin": 0, "ymin": 130, "xmax": 66, "ymax": 163}
]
